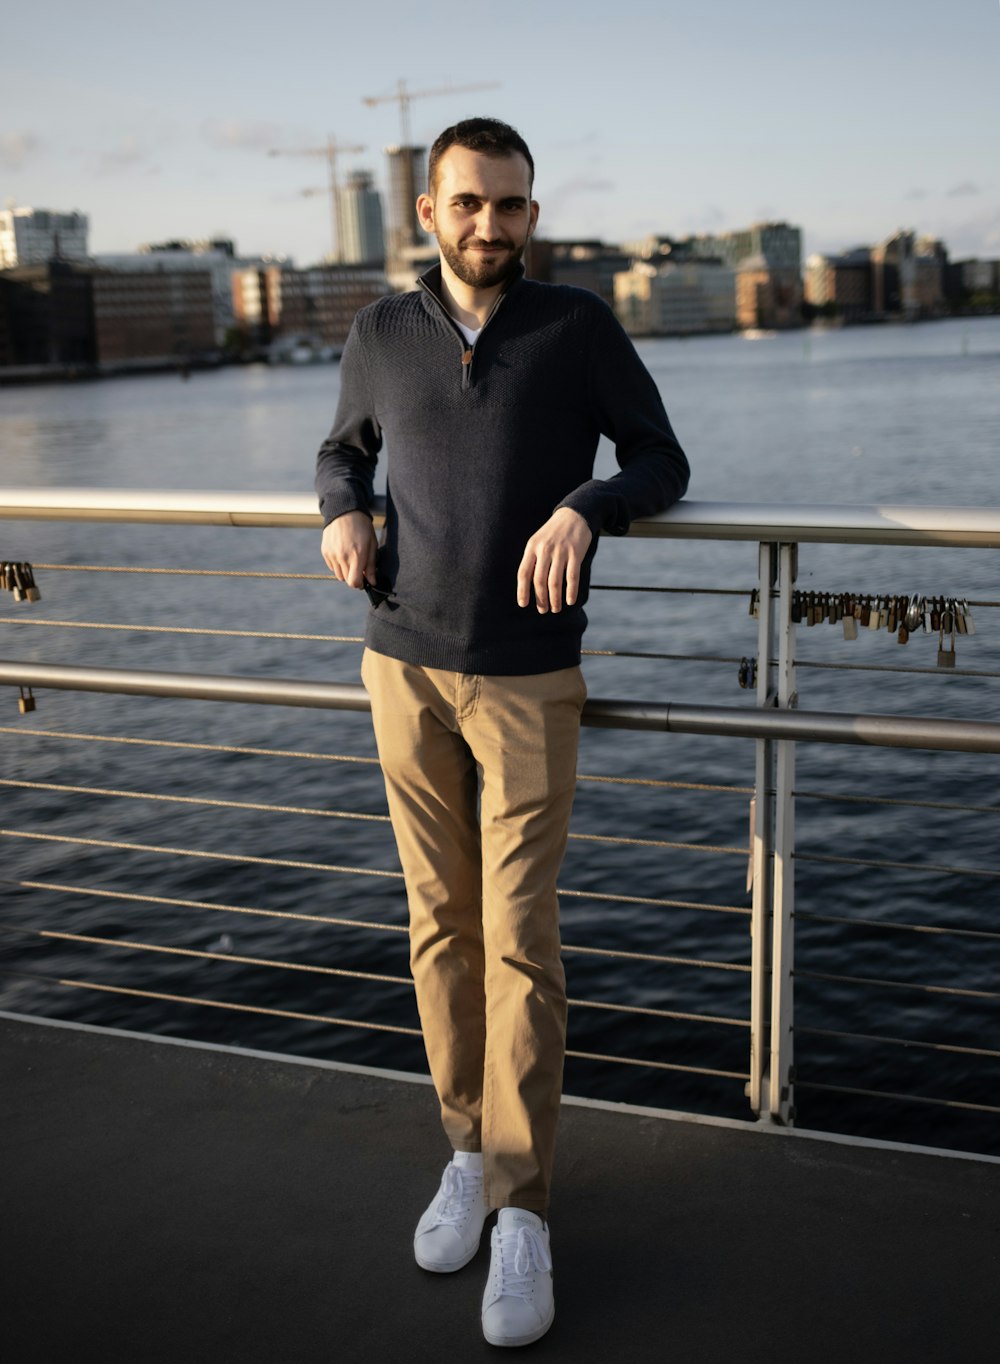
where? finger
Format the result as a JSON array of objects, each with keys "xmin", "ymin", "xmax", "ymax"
[
  {"xmin": 548, "ymin": 548, "xmax": 566, "ymax": 613},
  {"xmin": 345, "ymin": 551, "xmax": 367, "ymax": 590},
  {"xmin": 564, "ymin": 552, "xmax": 581, "ymax": 608},
  {"xmin": 516, "ymin": 545, "xmax": 536, "ymax": 608},
  {"xmin": 363, "ymin": 532, "xmax": 377, "ymax": 585},
  {"xmin": 533, "ymin": 549, "xmax": 551, "ymax": 613}
]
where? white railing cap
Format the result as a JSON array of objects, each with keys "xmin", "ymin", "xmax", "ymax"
[{"xmin": 3, "ymin": 488, "xmax": 1000, "ymax": 546}]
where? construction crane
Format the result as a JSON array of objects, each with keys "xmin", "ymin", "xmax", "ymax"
[
  {"xmin": 267, "ymin": 135, "xmax": 365, "ymax": 263},
  {"xmin": 362, "ymin": 80, "xmax": 501, "ymax": 148}
]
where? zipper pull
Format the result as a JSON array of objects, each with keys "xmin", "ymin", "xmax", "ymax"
[{"xmin": 462, "ymin": 348, "xmax": 473, "ymax": 367}]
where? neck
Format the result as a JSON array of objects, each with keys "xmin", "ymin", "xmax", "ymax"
[{"xmin": 437, "ymin": 259, "xmax": 505, "ymax": 330}]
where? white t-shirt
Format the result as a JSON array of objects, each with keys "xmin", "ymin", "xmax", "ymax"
[{"xmin": 456, "ymin": 321, "xmax": 482, "ymax": 346}]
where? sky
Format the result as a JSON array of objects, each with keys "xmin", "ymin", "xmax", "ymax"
[{"xmin": 3, "ymin": 0, "xmax": 998, "ymax": 267}]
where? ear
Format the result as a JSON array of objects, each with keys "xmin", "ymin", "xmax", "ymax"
[
  {"xmin": 416, "ymin": 192, "xmax": 435, "ymax": 234},
  {"xmin": 527, "ymin": 199, "xmax": 539, "ymax": 238}
]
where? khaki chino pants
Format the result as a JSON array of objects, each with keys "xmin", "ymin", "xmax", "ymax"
[{"xmin": 361, "ymin": 648, "xmax": 586, "ymax": 1211}]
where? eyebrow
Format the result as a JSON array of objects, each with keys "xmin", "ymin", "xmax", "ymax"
[{"xmin": 449, "ymin": 192, "xmax": 529, "ymax": 206}]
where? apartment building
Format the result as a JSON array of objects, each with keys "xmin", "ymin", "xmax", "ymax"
[
  {"xmin": 614, "ymin": 259, "xmax": 736, "ymax": 336},
  {"xmin": 92, "ymin": 267, "xmax": 216, "ymax": 363},
  {"xmin": 0, "ymin": 207, "xmax": 89, "ymax": 269},
  {"xmin": 338, "ymin": 170, "xmax": 385, "ymax": 266},
  {"xmin": 259, "ymin": 263, "xmax": 390, "ymax": 345},
  {"xmin": 804, "ymin": 249, "xmax": 873, "ymax": 320}
]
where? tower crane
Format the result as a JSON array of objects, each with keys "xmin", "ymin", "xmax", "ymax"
[
  {"xmin": 362, "ymin": 80, "xmax": 501, "ymax": 148},
  {"xmin": 267, "ymin": 135, "xmax": 365, "ymax": 263}
]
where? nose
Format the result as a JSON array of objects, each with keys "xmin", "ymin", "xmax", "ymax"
[{"xmin": 474, "ymin": 202, "xmax": 500, "ymax": 241}]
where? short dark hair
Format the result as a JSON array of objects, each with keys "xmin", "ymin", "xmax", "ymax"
[{"xmin": 428, "ymin": 117, "xmax": 534, "ymax": 194}]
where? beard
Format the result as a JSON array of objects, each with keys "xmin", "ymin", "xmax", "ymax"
[{"xmin": 437, "ymin": 233, "xmax": 526, "ymax": 289}]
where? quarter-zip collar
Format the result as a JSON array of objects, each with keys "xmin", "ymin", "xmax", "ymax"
[{"xmin": 417, "ymin": 262, "xmax": 524, "ymax": 391}]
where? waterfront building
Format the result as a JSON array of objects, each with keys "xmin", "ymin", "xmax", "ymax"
[
  {"xmin": 526, "ymin": 240, "xmax": 632, "ymax": 310},
  {"xmin": 0, "ymin": 206, "xmax": 89, "ymax": 269},
  {"xmin": 231, "ymin": 267, "xmax": 271, "ymax": 341},
  {"xmin": 0, "ymin": 281, "xmax": 11, "ymax": 365},
  {"xmin": 871, "ymin": 231, "xmax": 947, "ymax": 319},
  {"xmin": 736, "ymin": 253, "xmax": 803, "ymax": 330},
  {"xmin": 387, "ymin": 242, "xmax": 439, "ymax": 293},
  {"xmin": 0, "ymin": 261, "xmax": 95, "ymax": 365},
  {"xmin": 262, "ymin": 263, "xmax": 390, "ymax": 346},
  {"xmin": 94, "ymin": 240, "xmax": 268, "ymax": 345},
  {"xmin": 870, "ymin": 231, "xmax": 907, "ymax": 315},
  {"xmin": 693, "ymin": 222, "xmax": 802, "ymax": 274},
  {"xmin": 622, "ymin": 235, "xmax": 673, "ymax": 262},
  {"xmin": 624, "ymin": 223, "xmax": 804, "ymax": 330},
  {"xmin": 384, "ymin": 145, "xmax": 428, "ymax": 285},
  {"xmin": 92, "ymin": 267, "xmax": 216, "ymax": 364},
  {"xmin": 949, "ymin": 258, "xmax": 1000, "ymax": 312},
  {"xmin": 0, "ymin": 259, "xmax": 216, "ymax": 368},
  {"xmin": 959, "ymin": 258, "xmax": 999, "ymax": 295},
  {"xmin": 337, "ymin": 171, "xmax": 385, "ymax": 267},
  {"xmin": 908, "ymin": 235, "xmax": 948, "ymax": 318},
  {"xmin": 675, "ymin": 222, "xmax": 805, "ymax": 329},
  {"xmin": 622, "ymin": 235, "xmax": 701, "ymax": 265},
  {"xmin": 804, "ymin": 249, "xmax": 873, "ymax": 321},
  {"xmin": 614, "ymin": 259, "xmax": 736, "ymax": 336}
]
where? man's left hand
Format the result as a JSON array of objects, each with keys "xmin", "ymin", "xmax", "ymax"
[{"xmin": 517, "ymin": 507, "xmax": 593, "ymax": 614}]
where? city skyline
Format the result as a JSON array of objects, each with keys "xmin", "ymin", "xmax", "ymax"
[{"xmin": 3, "ymin": 1, "xmax": 997, "ymax": 267}]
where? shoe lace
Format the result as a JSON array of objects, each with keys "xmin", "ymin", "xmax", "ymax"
[
  {"xmin": 495, "ymin": 1224, "xmax": 552, "ymax": 1299},
  {"xmin": 434, "ymin": 1163, "xmax": 482, "ymax": 1227}
]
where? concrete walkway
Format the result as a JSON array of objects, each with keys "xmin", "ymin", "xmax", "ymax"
[{"xmin": 2, "ymin": 1012, "xmax": 997, "ymax": 1364}]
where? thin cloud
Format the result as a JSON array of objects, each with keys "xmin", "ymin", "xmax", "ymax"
[
  {"xmin": 947, "ymin": 180, "xmax": 981, "ymax": 197},
  {"xmin": 549, "ymin": 131, "xmax": 601, "ymax": 150},
  {"xmin": 0, "ymin": 132, "xmax": 41, "ymax": 170},
  {"xmin": 96, "ymin": 138, "xmax": 154, "ymax": 175},
  {"xmin": 672, "ymin": 204, "xmax": 729, "ymax": 236},
  {"xmin": 202, "ymin": 117, "xmax": 284, "ymax": 152},
  {"xmin": 905, "ymin": 187, "xmax": 927, "ymax": 201},
  {"xmin": 547, "ymin": 176, "xmax": 615, "ymax": 202}
]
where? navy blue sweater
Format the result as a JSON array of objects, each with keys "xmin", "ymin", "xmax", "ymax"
[{"xmin": 315, "ymin": 264, "xmax": 689, "ymax": 675}]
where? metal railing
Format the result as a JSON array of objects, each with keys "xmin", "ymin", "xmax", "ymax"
[{"xmin": 2, "ymin": 488, "xmax": 999, "ymax": 1152}]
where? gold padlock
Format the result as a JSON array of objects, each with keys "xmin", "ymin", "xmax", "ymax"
[{"xmin": 18, "ymin": 686, "xmax": 36, "ymax": 714}]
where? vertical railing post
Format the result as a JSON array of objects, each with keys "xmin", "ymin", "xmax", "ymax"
[
  {"xmin": 768, "ymin": 542, "xmax": 798, "ymax": 1124},
  {"xmin": 748, "ymin": 541, "xmax": 776, "ymax": 1117}
]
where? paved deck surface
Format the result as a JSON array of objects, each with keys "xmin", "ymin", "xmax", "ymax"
[{"xmin": 2, "ymin": 1012, "xmax": 997, "ymax": 1364}]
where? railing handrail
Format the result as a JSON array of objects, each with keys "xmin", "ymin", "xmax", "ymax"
[
  {"xmin": 4, "ymin": 487, "xmax": 1000, "ymax": 547},
  {"xmin": 3, "ymin": 661, "xmax": 1000, "ymax": 754},
  {"xmin": 4, "ymin": 485, "xmax": 999, "ymax": 1145}
]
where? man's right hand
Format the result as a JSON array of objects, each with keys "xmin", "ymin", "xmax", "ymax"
[{"xmin": 321, "ymin": 510, "xmax": 378, "ymax": 589}]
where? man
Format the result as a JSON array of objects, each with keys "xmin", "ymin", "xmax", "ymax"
[{"xmin": 316, "ymin": 117, "xmax": 688, "ymax": 1348}]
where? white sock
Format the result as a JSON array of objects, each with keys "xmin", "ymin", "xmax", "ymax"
[{"xmin": 453, "ymin": 1150, "xmax": 484, "ymax": 1174}]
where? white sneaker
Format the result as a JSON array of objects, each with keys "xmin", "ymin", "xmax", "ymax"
[
  {"xmin": 413, "ymin": 1157, "xmax": 491, "ymax": 1273},
  {"xmin": 481, "ymin": 1208, "xmax": 554, "ymax": 1348}
]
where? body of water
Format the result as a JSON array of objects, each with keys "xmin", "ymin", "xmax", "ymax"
[{"xmin": 1, "ymin": 316, "xmax": 998, "ymax": 1155}]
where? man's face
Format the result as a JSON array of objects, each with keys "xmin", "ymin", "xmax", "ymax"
[{"xmin": 417, "ymin": 145, "xmax": 538, "ymax": 291}]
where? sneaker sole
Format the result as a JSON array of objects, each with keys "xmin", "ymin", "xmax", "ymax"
[{"xmin": 482, "ymin": 1305, "xmax": 555, "ymax": 1348}]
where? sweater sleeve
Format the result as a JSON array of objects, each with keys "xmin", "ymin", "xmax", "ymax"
[
  {"xmin": 555, "ymin": 301, "xmax": 689, "ymax": 537},
  {"xmin": 314, "ymin": 316, "xmax": 382, "ymax": 527}
]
